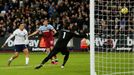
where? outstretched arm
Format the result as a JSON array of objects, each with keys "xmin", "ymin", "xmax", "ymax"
[
  {"xmin": 73, "ymin": 31, "xmax": 88, "ymax": 38},
  {"xmin": 1, "ymin": 34, "xmax": 15, "ymax": 48},
  {"xmin": 28, "ymin": 30, "xmax": 39, "ymax": 37}
]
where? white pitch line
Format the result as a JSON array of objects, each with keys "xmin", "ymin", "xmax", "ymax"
[
  {"xmin": 0, "ymin": 65, "xmax": 34, "ymax": 70},
  {"xmin": 0, "ymin": 64, "xmax": 61, "ymax": 70}
]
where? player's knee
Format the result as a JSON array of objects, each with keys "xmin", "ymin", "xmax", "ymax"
[
  {"xmin": 23, "ymin": 49, "xmax": 29, "ymax": 53},
  {"xmin": 25, "ymin": 51, "xmax": 29, "ymax": 55},
  {"xmin": 15, "ymin": 53, "xmax": 19, "ymax": 58}
]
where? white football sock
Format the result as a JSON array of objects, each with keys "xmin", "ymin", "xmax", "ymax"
[
  {"xmin": 9, "ymin": 57, "xmax": 13, "ymax": 61},
  {"xmin": 61, "ymin": 66, "xmax": 64, "ymax": 69},
  {"xmin": 25, "ymin": 57, "xmax": 29, "ymax": 65}
]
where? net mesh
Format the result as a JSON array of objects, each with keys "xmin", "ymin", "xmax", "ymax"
[{"xmin": 94, "ymin": 0, "xmax": 134, "ymax": 75}]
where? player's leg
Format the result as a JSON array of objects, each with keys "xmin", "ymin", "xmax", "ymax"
[
  {"xmin": 46, "ymin": 48, "xmax": 51, "ymax": 54},
  {"xmin": 50, "ymin": 46, "xmax": 58, "ymax": 64},
  {"xmin": 35, "ymin": 48, "xmax": 59, "ymax": 69},
  {"xmin": 23, "ymin": 48, "xmax": 29, "ymax": 65},
  {"xmin": 46, "ymin": 47, "xmax": 55, "ymax": 64},
  {"xmin": 45, "ymin": 39, "xmax": 51, "ymax": 54},
  {"xmin": 46, "ymin": 39, "xmax": 58, "ymax": 64},
  {"xmin": 50, "ymin": 39, "xmax": 58, "ymax": 63},
  {"xmin": 54, "ymin": 54, "xmax": 58, "ymax": 63},
  {"xmin": 8, "ymin": 52, "xmax": 19, "ymax": 66},
  {"xmin": 8, "ymin": 45, "xmax": 21, "ymax": 66},
  {"xmin": 61, "ymin": 50, "xmax": 70, "ymax": 68}
]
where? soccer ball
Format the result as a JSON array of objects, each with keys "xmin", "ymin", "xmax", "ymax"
[{"xmin": 120, "ymin": 7, "xmax": 128, "ymax": 14}]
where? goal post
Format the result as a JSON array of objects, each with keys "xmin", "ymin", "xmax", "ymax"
[{"xmin": 90, "ymin": 0, "xmax": 95, "ymax": 75}]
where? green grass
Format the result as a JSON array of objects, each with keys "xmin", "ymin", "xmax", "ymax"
[
  {"xmin": 0, "ymin": 52, "xmax": 90, "ymax": 75},
  {"xmin": 95, "ymin": 52, "xmax": 134, "ymax": 75},
  {"xmin": 1, "ymin": 52, "xmax": 134, "ymax": 75}
]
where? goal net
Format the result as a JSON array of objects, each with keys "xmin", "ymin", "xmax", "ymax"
[{"xmin": 90, "ymin": 0, "xmax": 134, "ymax": 75}]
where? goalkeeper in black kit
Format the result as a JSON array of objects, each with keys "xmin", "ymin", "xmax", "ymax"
[{"xmin": 35, "ymin": 25, "xmax": 88, "ymax": 69}]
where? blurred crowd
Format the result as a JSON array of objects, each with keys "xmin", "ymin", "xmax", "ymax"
[
  {"xmin": 0, "ymin": 0, "xmax": 89, "ymax": 37},
  {"xmin": 95, "ymin": 0, "xmax": 134, "ymax": 36}
]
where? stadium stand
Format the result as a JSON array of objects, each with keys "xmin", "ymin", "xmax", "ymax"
[{"xmin": 0, "ymin": 0, "xmax": 89, "ymax": 37}]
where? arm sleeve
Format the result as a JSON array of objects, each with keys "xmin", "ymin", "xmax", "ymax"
[
  {"xmin": 73, "ymin": 31, "xmax": 87, "ymax": 38},
  {"xmin": 48, "ymin": 25, "xmax": 54, "ymax": 30},
  {"xmin": 4, "ymin": 31, "xmax": 16, "ymax": 44},
  {"xmin": 38, "ymin": 26, "xmax": 43, "ymax": 31}
]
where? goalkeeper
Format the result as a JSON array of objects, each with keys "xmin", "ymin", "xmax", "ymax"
[{"xmin": 35, "ymin": 24, "xmax": 87, "ymax": 69}]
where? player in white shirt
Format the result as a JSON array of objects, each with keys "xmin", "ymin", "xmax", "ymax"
[{"xmin": 1, "ymin": 24, "xmax": 29, "ymax": 66}]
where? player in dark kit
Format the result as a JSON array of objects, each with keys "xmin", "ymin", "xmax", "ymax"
[{"xmin": 35, "ymin": 25, "xmax": 87, "ymax": 69}]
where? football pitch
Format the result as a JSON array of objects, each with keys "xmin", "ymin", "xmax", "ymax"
[
  {"xmin": 0, "ymin": 52, "xmax": 134, "ymax": 75},
  {"xmin": 0, "ymin": 52, "xmax": 90, "ymax": 75}
]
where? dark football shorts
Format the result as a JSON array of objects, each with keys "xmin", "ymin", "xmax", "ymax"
[
  {"xmin": 51, "ymin": 47, "xmax": 69, "ymax": 55},
  {"xmin": 14, "ymin": 45, "xmax": 28, "ymax": 52}
]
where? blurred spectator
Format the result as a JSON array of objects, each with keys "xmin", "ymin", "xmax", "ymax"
[
  {"xmin": 0, "ymin": 0, "xmax": 89, "ymax": 37},
  {"xmin": 95, "ymin": 0, "xmax": 134, "ymax": 36}
]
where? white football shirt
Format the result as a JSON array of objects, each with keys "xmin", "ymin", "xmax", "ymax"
[{"xmin": 5, "ymin": 29, "xmax": 28, "ymax": 45}]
